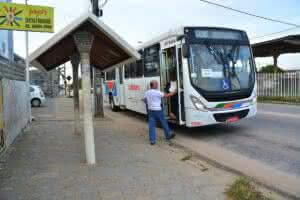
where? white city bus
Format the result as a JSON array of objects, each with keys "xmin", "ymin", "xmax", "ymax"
[{"xmin": 103, "ymin": 27, "xmax": 257, "ymax": 127}]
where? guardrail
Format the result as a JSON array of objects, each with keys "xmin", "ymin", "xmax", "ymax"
[{"xmin": 257, "ymin": 72, "xmax": 300, "ymax": 97}]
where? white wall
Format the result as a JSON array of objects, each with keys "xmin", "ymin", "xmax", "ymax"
[{"xmin": 2, "ymin": 79, "xmax": 30, "ymax": 147}]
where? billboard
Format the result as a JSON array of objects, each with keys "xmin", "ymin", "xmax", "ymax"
[
  {"xmin": 0, "ymin": 2, "xmax": 54, "ymax": 33},
  {"xmin": 0, "ymin": 0, "xmax": 10, "ymax": 59}
]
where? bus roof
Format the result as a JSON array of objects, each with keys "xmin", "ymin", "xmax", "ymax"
[
  {"xmin": 136, "ymin": 26, "xmax": 247, "ymax": 50},
  {"xmin": 136, "ymin": 26, "xmax": 185, "ymax": 50}
]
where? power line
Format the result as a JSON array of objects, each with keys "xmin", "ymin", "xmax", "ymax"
[
  {"xmin": 251, "ymin": 27, "xmax": 300, "ymax": 40},
  {"xmin": 198, "ymin": 0, "xmax": 300, "ymax": 40},
  {"xmin": 198, "ymin": 0, "xmax": 300, "ymax": 27}
]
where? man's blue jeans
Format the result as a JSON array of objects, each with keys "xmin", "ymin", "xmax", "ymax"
[{"xmin": 148, "ymin": 110, "xmax": 171, "ymax": 143}]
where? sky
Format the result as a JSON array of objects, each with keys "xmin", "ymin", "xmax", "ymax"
[{"xmin": 13, "ymin": 0, "xmax": 300, "ymax": 77}]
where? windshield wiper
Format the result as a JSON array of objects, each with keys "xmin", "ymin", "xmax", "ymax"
[
  {"xmin": 228, "ymin": 46, "xmax": 237, "ymax": 76},
  {"xmin": 227, "ymin": 45, "xmax": 242, "ymax": 89},
  {"xmin": 205, "ymin": 44, "xmax": 228, "ymax": 78}
]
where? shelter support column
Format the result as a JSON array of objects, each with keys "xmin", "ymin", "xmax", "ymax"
[
  {"xmin": 74, "ymin": 31, "xmax": 96, "ymax": 165},
  {"xmin": 93, "ymin": 68, "xmax": 104, "ymax": 118},
  {"xmin": 273, "ymin": 53, "xmax": 279, "ymax": 70},
  {"xmin": 70, "ymin": 53, "xmax": 81, "ymax": 135}
]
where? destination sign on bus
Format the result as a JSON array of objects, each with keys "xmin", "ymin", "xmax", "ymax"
[{"xmin": 194, "ymin": 30, "xmax": 244, "ymax": 40}]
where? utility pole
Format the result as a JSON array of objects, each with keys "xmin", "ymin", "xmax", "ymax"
[
  {"xmin": 92, "ymin": 0, "xmax": 100, "ymax": 17},
  {"xmin": 93, "ymin": 68, "xmax": 104, "ymax": 117},
  {"xmin": 91, "ymin": 0, "xmax": 104, "ymax": 117},
  {"xmin": 64, "ymin": 64, "xmax": 67, "ymax": 96},
  {"xmin": 25, "ymin": 0, "xmax": 31, "ymax": 123},
  {"xmin": 91, "ymin": 0, "xmax": 103, "ymax": 17}
]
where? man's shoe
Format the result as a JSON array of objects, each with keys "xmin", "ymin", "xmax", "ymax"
[
  {"xmin": 167, "ymin": 133, "xmax": 176, "ymax": 140},
  {"xmin": 150, "ymin": 142, "xmax": 156, "ymax": 145}
]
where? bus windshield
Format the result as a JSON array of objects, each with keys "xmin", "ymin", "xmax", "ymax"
[{"xmin": 189, "ymin": 44, "xmax": 255, "ymax": 92}]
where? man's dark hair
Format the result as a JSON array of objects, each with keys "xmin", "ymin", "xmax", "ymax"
[{"xmin": 150, "ymin": 81, "xmax": 154, "ymax": 89}]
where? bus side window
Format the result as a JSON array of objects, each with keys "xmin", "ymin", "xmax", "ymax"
[
  {"xmin": 107, "ymin": 71, "xmax": 110, "ymax": 80},
  {"xmin": 137, "ymin": 50, "xmax": 144, "ymax": 77},
  {"xmin": 144, "ymin": 44, "xmax": 160, "ymax": 77},
  {"xmin": 130, "ymin": 62, "xmax": 137, "ymax": 78},
  {"xmin": 136, "ymin": 59, "xmax": 143, "ymax": 77},
  {"xmin": 112, "ymin": 69, "xmax": 116, "ymax": 80},
  {"xmin": 125, "ymin": 64, "xmax": 130, "ymax": 79},
  {"xmin": 119, "ymin": 66, "xmax": 123, "ymax": 84},
  {"xmin": 106, "ymin": 69, "xmax": 116, "ymax": 80}
]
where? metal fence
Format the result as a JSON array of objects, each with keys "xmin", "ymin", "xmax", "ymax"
[{"xmin": 257, "ymin": 72, "xmax": 300, "ymax": 97}]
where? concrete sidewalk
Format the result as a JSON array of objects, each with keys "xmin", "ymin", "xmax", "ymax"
[{"xmin": 0, "ymin": 98, "xmax": 232, "ymax": 200}]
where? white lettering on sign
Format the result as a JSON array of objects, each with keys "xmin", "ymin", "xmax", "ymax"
[
  {"xmin": 201, "ymin": 69, "xmax": 212, "ymax": 77},
  {"xmin": 201, "ymin": 69, "xmax": 223, "ymax": 78}
]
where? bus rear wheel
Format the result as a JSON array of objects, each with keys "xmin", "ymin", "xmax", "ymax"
[{"xmin": 109, "ymin": 96, "xmax": 119, "ymax": 112}]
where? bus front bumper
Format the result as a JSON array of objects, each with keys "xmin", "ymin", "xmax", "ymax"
[{"xmin": 185, "ymin": 103, "xmax": 257, "ymax": 127}]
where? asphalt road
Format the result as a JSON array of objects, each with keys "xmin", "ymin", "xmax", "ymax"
[
  {"xmin": 170, "ymin": 103, "xmax": 300, "ymax": 177},
  {"xmin": 37, "ymin": 98, "xmax": 299, "ymax": 178}
]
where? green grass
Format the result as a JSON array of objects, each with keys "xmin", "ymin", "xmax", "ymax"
[
  {"xmin": 225, "ymin": 177, "xmax": 273, "ymax": 200},
  {"xmin": 258, "ymin": 96, "xmax": 300, "ymax": 104}
]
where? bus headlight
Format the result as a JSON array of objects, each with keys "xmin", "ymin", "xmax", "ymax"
[{"xmin": 190, "ymin": 95, "xmax": 208, "ymax": 112}]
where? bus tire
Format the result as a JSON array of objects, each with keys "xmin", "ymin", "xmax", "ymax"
[{"xmin": 109, "ymin": 96, "xmax": 119, "ymax": 112}]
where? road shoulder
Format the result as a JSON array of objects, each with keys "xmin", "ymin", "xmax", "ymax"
[{"xmin": 170, "ymin": 130, "xmax": 300, "ymax": 199}]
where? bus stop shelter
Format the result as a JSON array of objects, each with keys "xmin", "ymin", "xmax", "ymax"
[
  {"xmin": 29, "ymin": 12, "xmax": 140, "ymax": 165},
  {"xmin": 252, "ymin": 34, "xmax": 300, "ymax": 68}
]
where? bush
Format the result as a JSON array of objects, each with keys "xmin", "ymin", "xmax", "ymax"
[
  {"xmin": 258, "ymin": 96, "xmax": 300, "ymax": 104},
  {"xmin": 259, "ymin": 65, "xmax": 283, "ymax": 73},
  {"xmin": 225, "ymin": 177, "xmax": 273, "ymax": 200}
]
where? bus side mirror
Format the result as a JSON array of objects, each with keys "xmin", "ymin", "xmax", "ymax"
[{"xmin": 182, "ymin": 44, "xmax": 190, "ymax": 58}]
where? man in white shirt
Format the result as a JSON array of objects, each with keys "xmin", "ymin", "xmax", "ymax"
[{"xmin": 144, "ymin": 80, "xmax": 177, "ymax": 145}]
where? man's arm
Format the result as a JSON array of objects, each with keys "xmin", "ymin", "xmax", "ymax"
[
  {"xmin": 141, "ymin": 97, "xmax": 147, "ymax": 103},
  {"xmin": 163, "ymin": 90, "xmax": 177, "ymax": 98},
  {"xmin": 142, "ymin": 92, "xmax": 147, "ymax": 103}
]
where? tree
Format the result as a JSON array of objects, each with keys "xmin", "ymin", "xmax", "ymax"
[{"xmin": 259, "ymin": 65, "xmax": 284, "ymax": 73}]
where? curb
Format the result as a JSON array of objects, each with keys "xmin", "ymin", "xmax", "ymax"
[
  {"xmin": 170, "ymin": 140, "xmax": 300, "ymax": 200},
  {"xmin": 258, "ymin": 101, "xmax": 300, "ymax": 106}
]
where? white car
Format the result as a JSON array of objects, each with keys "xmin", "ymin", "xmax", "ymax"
[{"xmin": 30, "ymin": 85, "xmax": 46, "ymax": 107}]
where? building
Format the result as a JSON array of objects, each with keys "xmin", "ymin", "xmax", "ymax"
[
  {"xmin": 17, "ymin": 52, "xmax": 62, "ymax": 97},
  {"xmin": 0, "ymin": 0, "xmax": 30, "ymax": 157},
  {"xmin": 30, "ymin": 69, "xmax": 61, "ymax": 97}
]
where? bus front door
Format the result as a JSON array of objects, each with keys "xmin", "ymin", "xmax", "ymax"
[
  {"xmin": 160, "ymin": 50, "xmax": 169, "ymax": 117},
  {"xmin": 176, "ymin": 46, "xmax": 185, "ymax": 125},
  {"xmin": 160, "ymin": 47, "xmax": 181, "ymax": 123}
]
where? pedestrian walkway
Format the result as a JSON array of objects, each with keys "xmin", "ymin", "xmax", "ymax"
[{"xmin": 0, "ymin": 98, "xmax": 231, "ymax": 200}]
